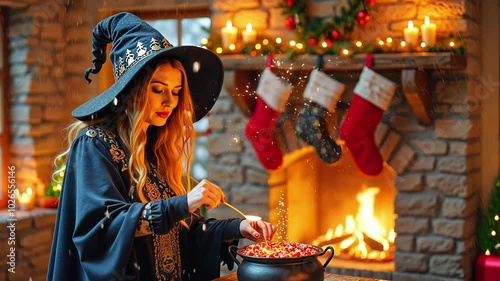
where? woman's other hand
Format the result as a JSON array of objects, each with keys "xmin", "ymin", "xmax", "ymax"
[
  {"xmin": 186, "ymin": 179, "xmax": 225, "ymax": 212},
  {"xmin": 240, "ymin": 219, "xmax": 276, "ymax": 242}
]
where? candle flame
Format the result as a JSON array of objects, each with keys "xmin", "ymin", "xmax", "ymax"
[
  {"xmin": 26, "ymin": 187, "xmax": 33, "ymax": 196},
  {"xmin": 246, "ymin": 23, "xmax": 252, "ymax": 32},
  {"xmin": 425, "ymin": 16, "xmax": 430, "ymax": 25},
  {"xmin": 226, "ymin": 21, "xmax": 233, "ymax": 29},
  {"xmin": 408, "ymin": 20, "xmax": 414, "ymax": 29}
]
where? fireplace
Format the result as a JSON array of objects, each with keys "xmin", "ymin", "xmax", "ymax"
[
  {"xmin": 265, "ymin": 68, "xmax": 402, "ymax": 278},
  {"xmin": 268, "ymin": 140, "xmax": 398, "ymax": 279},
  {"xmin": 208, "ymin": 52, "xmax": 480, "ymax": 281}
]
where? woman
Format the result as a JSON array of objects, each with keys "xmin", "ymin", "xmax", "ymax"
[{"xmin": 47, "ymin": 12, "xmax": 275, "ymax": 281}]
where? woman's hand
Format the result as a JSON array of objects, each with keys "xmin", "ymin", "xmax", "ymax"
[
  {"xmin": 240, "ymin": 219, "xmax": 276, "ymax": 242},
  {"xmin": 186, "ymin": 179, "xmax": 225, "ymax": 213}
]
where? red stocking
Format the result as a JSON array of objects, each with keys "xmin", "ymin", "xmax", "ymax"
[
  {"xmin": 245, "ymin": 67, "xmax": 292, "ymax": 170},
  {"xmin": 339, "ymin": 66, "xmax": 397, "ymax": 176}
]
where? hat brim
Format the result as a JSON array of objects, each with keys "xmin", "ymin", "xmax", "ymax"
[{"xmin": 72, "ymin": 46, "xmax": 224, "ymax": 122}]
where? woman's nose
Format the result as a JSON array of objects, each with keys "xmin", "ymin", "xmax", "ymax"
[{"xmin": 161, "ymin": 91, "xmax": 174, "ymax": 106}]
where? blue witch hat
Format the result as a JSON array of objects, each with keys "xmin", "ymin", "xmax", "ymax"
[{"xmin": 72, "ymin": 12, "xmax": 223, "ymax": 122}]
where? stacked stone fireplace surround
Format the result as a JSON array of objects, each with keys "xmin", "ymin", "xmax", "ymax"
[
  {"xmin": 1, "ymin": 0, "xmax": 490, "ymax": 280},
  {"xmin": 207, "ymin": 63, "xmax": 481, "ymax": 281}
]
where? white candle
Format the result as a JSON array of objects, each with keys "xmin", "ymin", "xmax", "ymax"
[
  {"xmin": 421, "ymin": 16, "xmax": 437, "ymax": 47},
  {"xmin": 242, "ymin": 23, "xmax": 257, "ymax": 44},
  {"xmin": 221, "ymin": 21, "xmax": 238, "ymax": 49},
  {"xmin": 403, "ymin": 20, "xmax": 419, "ymax": 47},
  {"xmin": 18, "ymin": 187, "xmax": 34, "ymax": 210}
]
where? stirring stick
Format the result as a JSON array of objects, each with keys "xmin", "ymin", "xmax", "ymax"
[
  {"xmin": 189, "ymin": 177, "xmax": 260, "ymax": 221},
  {"xmin": 223, "ymin": 201, "xmax": 247, "ymax": 219}
]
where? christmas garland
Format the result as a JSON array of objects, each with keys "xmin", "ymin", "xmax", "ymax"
[
  {"xmin": 202, "ymin": 0, "xmax": 464, "ymax": 56},
  {"xmin": 281, "ymin": 0, "xmax": 373, "ymax": 55},
  {"xmin": 279, "ymin": 0, "xmax": 464, "ymax": 56}
]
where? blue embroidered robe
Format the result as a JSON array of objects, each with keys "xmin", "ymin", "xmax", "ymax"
[{"xmin": 47, "ymin": 126, "xmax": 242, "ymax": 281}]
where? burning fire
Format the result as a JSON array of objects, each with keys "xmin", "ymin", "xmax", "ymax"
[{"xmin": 313, "ymin": 187, "xmax": 395, "ymax": 261}]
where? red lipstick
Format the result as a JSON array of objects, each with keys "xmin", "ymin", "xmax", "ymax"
[{"xmin": 156, "ymin": 112, "xmax": 170, "ymax": 118}]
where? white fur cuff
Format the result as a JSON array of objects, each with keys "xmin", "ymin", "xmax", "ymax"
[
  {"xmin": 303, "ymin": 69, "xmax": 345, "ymax": 112},
  {"xmin": 354, "ymin": 67, "xmax": 397, "ymax": 111},
  {"xmin": 256, "ymin": 68, "xmax": 292, "ymax": 112}
]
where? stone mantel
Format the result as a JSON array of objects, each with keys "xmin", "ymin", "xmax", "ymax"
[{"xmin": 221, "ymin": 52, "xmax": 467, "ymax": 127}]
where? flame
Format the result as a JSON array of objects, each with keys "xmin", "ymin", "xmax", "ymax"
[{"xmin": 313, "ymin": 186, "xmax": 395, "ymax": 261}]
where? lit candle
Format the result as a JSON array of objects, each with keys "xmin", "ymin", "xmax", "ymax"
[
  {"xmin": 18, "ymin": 187, "xmax": 34, "ymax": 211},
  {"xmin": 403, "ymin": 20, "xmax": 419, "ymax": 47},
  {"xmin": 221, "ymin": 21, "xmax": 238, "ymax": 49},
  {"xmin": 421, "ymin": 16, "xmax": 436, "ymax": 47},
  {"xmin": 242, "ymin": 23, "xmax": 257, "ymax": 44}
]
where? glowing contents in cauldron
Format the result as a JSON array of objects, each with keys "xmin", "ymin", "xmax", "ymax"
[{"xmin": 240, "ymin": 241, "xmax": 320, "ymax": 258}]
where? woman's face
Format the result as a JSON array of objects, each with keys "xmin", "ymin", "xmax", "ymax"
[{"xmin": 143, "ymin": 63, "xmax": 182, "ymax": 129}]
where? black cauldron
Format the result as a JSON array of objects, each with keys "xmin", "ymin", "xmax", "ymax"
[{"xmin": 228, "ymin": 244, "xmax": 334, "ymax": 281}]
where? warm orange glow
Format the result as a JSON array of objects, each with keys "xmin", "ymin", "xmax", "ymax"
[{"xmin": 313, "ymin": 186, "xmax": 395, "ymax": 261}]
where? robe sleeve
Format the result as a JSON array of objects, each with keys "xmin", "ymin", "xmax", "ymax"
[{"xmin": 181, "ymin": 215, "xmax": 244, "ymax": 281}]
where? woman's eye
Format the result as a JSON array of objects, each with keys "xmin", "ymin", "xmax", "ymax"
[{"xmin": 152, "ymin": 88, "xmax": 163, "ymax": 94}]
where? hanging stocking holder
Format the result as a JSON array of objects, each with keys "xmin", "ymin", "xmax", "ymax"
[{"xmin": 402, "ymin": 68, "xmax": 432, "ymax": 126}]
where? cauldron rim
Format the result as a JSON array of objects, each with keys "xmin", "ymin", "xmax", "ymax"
[{"xmin": 234, "ymin": 243, "xmax": 325, "ymax": 264}]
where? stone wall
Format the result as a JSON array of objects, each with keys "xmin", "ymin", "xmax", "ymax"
[
  {"xmin": 0, "ymin": 209, "xmax": 57, "ymax": 281},
  {"xmin": 8, "ymin": 0, "xmax": 69, "ymax": 199}
]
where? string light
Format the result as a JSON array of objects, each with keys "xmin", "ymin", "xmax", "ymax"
[
  {"xmin": 355, "ymin": 41, "xmax": 363, "ymax": 47},
  {"xmin": 492, "ymin": 230, "xmax": 496, "ymax": 236},
  {"xmin": 495, "ymin": 215, "xmax": 499, "ymax": 221},
  {"xmin": 276, "ymin": 37, "xmax": 282, "ymax": 44},
  {"xmin": 420, "ymin": 42, "xmax": 427, "ymax": 48},
  {"xmin": 486, "ymin": 249, "xmax": 491, "ymax": 255},
  {"xmin": 229, "ymin": 44, "xmax": 236, "ymax": 51},
  {"xmin": 216, "ymin": 47, "xmax": 223, "ymax": 54},
  {"xmin": 201, "ymin": 38, "xmax": 208, "ymax": 45}
]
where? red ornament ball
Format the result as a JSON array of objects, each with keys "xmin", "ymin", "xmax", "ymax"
[
  {"xmin": 330, "ymin": 30, "xmax": 341, "ymax": 40},
  {"xmin": 285, "ymin": 16, "xmax": 297, "ymax": 30},
  {"xmin": 286, "ymin": 0, "xmax": 297, "ymax": 7},
  {"xmin": 324, "ymin": 38, "xmax": 333, "ymax": 47},
  {"xmin": 308, "ymin": 37, "xmax": 318, "ymax": 46},
  {"xmin": 356, "ymin": 10, "xmax": 370, "ymax": 25}
]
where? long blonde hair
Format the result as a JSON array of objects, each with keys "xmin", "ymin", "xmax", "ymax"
[{"xmin": 53, "ymin": 58, "xmax": 195, "ymax": 202}]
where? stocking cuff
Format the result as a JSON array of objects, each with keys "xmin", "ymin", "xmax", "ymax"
[
  {"xmin": 256, "ymin": 68, "xmax": 292, "ymax": 112},
  {"xmin": 303, "ymin": 69, "xmax": 345, "ymax": 112},
  {"xmin": 354, "ymin": 66, "xmax": 397, "ymax": 111}
]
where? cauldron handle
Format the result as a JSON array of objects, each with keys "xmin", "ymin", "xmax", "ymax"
[
  {"xmin": 228, "ymin": 245, "xmax": 241, "ymax": 266},
  {"xmin": 320, "ymin": 246, "xmax": 335, "ymax": 269}
]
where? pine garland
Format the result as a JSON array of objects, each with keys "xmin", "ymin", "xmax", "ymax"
[{"xmin": 280, "ymin": 0, "xmax": 371, "ymax": 55}]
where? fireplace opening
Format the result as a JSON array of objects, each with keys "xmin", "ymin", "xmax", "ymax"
[{"xmin": 268, "ymin": 141, "xmax": 396, "ymax": 279}]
